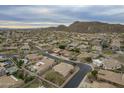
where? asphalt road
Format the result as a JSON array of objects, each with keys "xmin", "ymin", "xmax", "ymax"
[
  {"xmin": 63, "ymin": 63, "xmax": 92, "ymax": 88},
  {"xmin": 0, "ymin": 54, "xmax": 18, "ymax": 58}
]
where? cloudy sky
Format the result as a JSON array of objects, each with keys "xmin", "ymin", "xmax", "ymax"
[{"xmin": 0, "ymin": 5, "xmax": 124, "ymax": 28}]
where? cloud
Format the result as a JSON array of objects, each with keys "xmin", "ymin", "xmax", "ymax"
[{"xmin": 0, "ymin": 5, "xmax": 124, "ymax": 28}]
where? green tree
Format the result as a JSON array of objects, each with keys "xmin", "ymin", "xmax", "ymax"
[
  {"xmin": 70, "ymin": 48, "xmax": 80, "ymax": 53},
  {"xmin": 91, "ymin": 70, "xmax": 98, "ymax": 78},
  {"xmin": 59, "ymin": 44, "xmax": 66, "ymax": 49},
  {"xmin": 87, "ymin": 70, "xmax": 98, "ymax": 83},
  {"xmin": 12, "ymin": 57, "xmax": 24, "ymax": 68}
]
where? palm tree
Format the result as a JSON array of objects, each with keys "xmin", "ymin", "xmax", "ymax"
[
  {"xmin": 11, "ymin": 57, "xmax": 24, "ymax": 68},
  {"xmin": 9, "ymin": 57, "xmax": 26, "ymax": 79}
]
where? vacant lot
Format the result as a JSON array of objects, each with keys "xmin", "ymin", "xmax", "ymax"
[{"xmin": 44, "ymin": 70, "xmax": 65, "ymax": 86}]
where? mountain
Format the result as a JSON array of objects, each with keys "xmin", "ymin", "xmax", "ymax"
[
  {"xmin": 67, "ymin": 21, "xmax": 124, "ymax": 33},
  {"xmin": 56, "ymin": 25, "xmax": 68, "ymax": 31},
  {"xmin": 45, "ymin": 21, "xmax": 124, "ymax": 33}
]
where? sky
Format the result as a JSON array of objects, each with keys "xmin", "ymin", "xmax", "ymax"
[{"xmin": 0, "ymin": 5, "xmax": 124, "ymax": 28}]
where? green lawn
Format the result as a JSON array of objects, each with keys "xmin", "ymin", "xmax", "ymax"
[{"xmin": 103, "ymin": 50, "xmax": 114, "ymax": 55}]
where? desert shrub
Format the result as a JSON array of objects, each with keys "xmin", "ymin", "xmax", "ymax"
[
  {"xmin": 84, "ymin": 57, "xmax": 92, "ymax": 63},
  {"xmin": 45, "ymin": 70, "xmax": 65, "ymax": 86}
]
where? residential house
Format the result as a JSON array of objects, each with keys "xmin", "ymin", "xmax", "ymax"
[
  {"xmin": 0, "ymin": 56, "xmax": 4, "ymax": 60},
  {"xmin": 92, "ymin": 59, "xmax": 103, "ymax": 67},
  {"xmin": 77, "ymin": 52, "xmax": 91, "ymax": 62},
  {"xmin": 60, "ymin": 50, "xmax": 71, "ymax": 57},
  {"xmin": 21, "ymin": 59, "xmax": 29, "ymax": 64},
  {"xmin": 67, "ymin": 42, "xmax": 79, "ymax": 50},
  {"xmin": 92, "ymin": 45, "xmax": 102, "ymax": 52},
  {"xmin": 26, "ymin": 54, "xmax": 43, "ymax": 62},
  {"xmin": 20, "ymin": 43, "xmax": 30, "ymax": 54},
  {"xmin": 53, "ymin": 63, "xmax": 74, "ymax": 77},
  {"xmin": 51, "ymin": 48, "xmax": 61, "ymax": 54},
  {"xmin": 3, "ymin": 61, "xmax": 14, "ymax": 68},
  {"xmin": 0, "ymin": 63, "xmax": 5, "ymax": 67},
  {"xmin": 2, "ymin": 47, "xmax": 18, "ymax": 51},
  {"xmin": 29, "ymin": 57, "xmax": 56, "ymax": 75},
  {"xmin": 6, "ymin": 66, "xmax": 18, "ymax": 75},
  {"xmin": 39, "ymin": 44, "xmax": 53, "ymax": 51},
  {"xmin": 97, "ymin": 70, "xmax": 124, "ymax": 87},
  {"xmin": 102, "ymin": 58, "xmax": 122, "ymax": 70},
  {"xmin": 110, "ymin": 38, "xmax": 121, "ymax": 51},
  {"xmin": 79, "ymin": 80, "xmax": 116, "ymax": 88},
  {"xmin": 0, "ymin": 66, "xmax": 6, "ymax": 76},
  {"xmin": 0, "ymin": 75, "xmax": 24, "ymax": 88},
  {"xmin": 77, "ymin": 44, "xmax": 89, "ymax": 52},
  {"xmin": 90, "ymin": 38, "xmax": 101, "ymax": 46}
]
